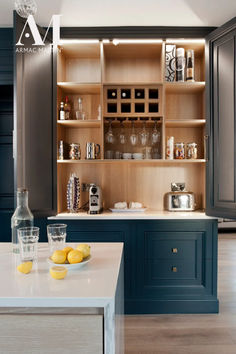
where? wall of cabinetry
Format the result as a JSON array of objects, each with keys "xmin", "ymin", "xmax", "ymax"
[
  {"xmin": 56, "ymin": 40, "xmax": 206, "ymax": 214},
  {"xmin": 0, "ymin": 29, "xmax": 14, "ymax": 240}
]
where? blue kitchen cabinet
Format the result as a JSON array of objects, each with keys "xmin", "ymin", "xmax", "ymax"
[
  {"xmin": 53, "ymin": 219, "xmax": 218, "ymax": 314},
  {"xmin": 127, "ymin": 219, "xmax": 218, "ymax": 314}
]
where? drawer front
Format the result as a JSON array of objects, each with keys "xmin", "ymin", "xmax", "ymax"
[
  {"xmin": 147, "ymin": 259, "xmax": 197, "ymax": 280},
  {"xmin": 145, "ymin": 231, "xmax": 203, "ymax": 260}
]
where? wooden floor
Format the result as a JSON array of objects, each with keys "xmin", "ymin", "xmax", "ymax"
[{"xmin": 125, "ymin": 233, "xmax": 236, "ymax": 354}]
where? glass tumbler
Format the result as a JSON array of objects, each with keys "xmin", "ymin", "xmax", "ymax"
[
  {"xmin": 18, "ymin": 227, "xmax": 39, "ymax": 262},
  {"xmin": 47, "ymin": 224, "xmax": 67, "ymax": 253}
]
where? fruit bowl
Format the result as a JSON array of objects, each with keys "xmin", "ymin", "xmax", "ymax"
[{"xmin": 47, "ymin": 255, "xmax": 91, "ymax": 270}]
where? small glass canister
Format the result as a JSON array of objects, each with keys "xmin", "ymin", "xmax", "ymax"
[
  {"xmin": 69, "ymin": 143, "xmax": 81, "ymax": 160},
  {"xmin": 186, "ymin": 142, "xmax": 197, "ymax": 159},
  {"xmin": 174, "ymin": 142, "xmax": 185, "ymax": 159}
]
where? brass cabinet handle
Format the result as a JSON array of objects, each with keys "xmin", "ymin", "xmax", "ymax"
[
  {"xmin": 172, "ymin": 248, "xmax": 178, "ymax": 253},
  {"xmin": 172, "ymin": 266, "xmax": 178, "ymax": 272}
]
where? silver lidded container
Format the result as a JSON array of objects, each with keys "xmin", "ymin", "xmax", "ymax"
[{"xmin": 164, "ymin": 183, "xmax": 196, "ymax": 211}]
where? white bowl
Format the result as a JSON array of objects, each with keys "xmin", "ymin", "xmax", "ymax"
[
  {"xmin": 47, "ymin": 255, "xmax": 91, "ymax": 270},
  {"xmin": 123, "ymin": 153, "xmax": 132, "ymax": 159},
  {"xmin": 132, "ymin": 153, "xmax": 144, "ymax": 160}
]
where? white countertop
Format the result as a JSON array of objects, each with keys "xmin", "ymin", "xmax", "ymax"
[
  {"xmin": 49, "ymin": 210, "xmax": 217, "ymax": 220},
  {"xmin": 0, "ymin": 243, "xmax": 123, "ymax": 308}
]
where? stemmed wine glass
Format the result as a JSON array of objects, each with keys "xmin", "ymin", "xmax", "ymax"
[
  {"xmin": 139, "ymin": 120, "xmax": 149, "ymax": 146},
  {"xmin": 105, "ymin": 120, "xmax": 116, "ymax": 144},
  {"xmin": 119, "ymin": 120, "xmax": 126, "ymax": 145},
  {"xmin": 130, "ymin": 121, "xmax": 138, "ymax": 146},
  {"xmin": 151, "ymin": 121, "xmax": 161, "ymax": 145}
]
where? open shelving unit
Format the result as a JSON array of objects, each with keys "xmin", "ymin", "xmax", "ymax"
[{"xmin": 56, "ymin": 39, "xmax": 206, "ymax": 213}]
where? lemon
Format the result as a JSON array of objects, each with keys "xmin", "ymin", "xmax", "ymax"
[
  {"xmin": 50, "ymin": 266, "xmax": 67, "ymax": 280},
  {"xmin": 63, "ymin": 246, "xmax": 73, "ymax": 256},
  {"xmin": 17, "ymin": 261, "xmax": 33, "ymax": 274},
  {"xmin": 67, "ymin": 250, "xmax": 83, "ymax": 264},
  {"xmin": 51, "ymin": 250, "xmax": 66, "ymax": 264},
  {"xmin": 77, "ymin": 244, "xmax": 91, "ymax": 258}
]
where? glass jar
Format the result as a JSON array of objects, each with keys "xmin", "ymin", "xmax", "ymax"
[
  {"xmin": 11, "ymin": 188, "xmax": 34, "ymax": 253},
  {"xmin": 186, "ymin": 142, "xmax": 197, "ymax": 159},
  {"xmin": 174, "ymin": 142, "xmax": 185, "ymax": 159},
  {"xmin": 69, "ymin": 143, "xmax": 81, "ymax": 160}
]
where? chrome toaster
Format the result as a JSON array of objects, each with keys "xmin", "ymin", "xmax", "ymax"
[{"xmin": 164, "ymin": 183, "xmax": 196, "ymax": 211}]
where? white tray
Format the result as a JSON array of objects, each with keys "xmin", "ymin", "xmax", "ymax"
[{"xmin": 109, "ymin": 208, "xmax": 147, "ymax": 213}]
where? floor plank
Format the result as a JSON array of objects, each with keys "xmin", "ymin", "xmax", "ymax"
[{"xmin": 125, "ymin": 233, "xmax": 236, "ymax": 353}]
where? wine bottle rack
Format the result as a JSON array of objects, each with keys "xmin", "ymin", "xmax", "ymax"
[{"xmin": 104, "ymin": 85, "xmax": 162, "ymax": 117}]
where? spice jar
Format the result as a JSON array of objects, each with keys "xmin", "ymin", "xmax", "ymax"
[
  {"xmin": 174, "ymin": 142, "xmax": 185, "ymax": 159},
  {"xmin": 166, "ymin": 136, "xmax": 174, "ymax": 160},
  {"xmin": 186, "ymin": 142, "xmax": 197, "ymax": 159},
  {"xmin": 69, "ymin": 143, "xmax": 81, "ymax": 160}
]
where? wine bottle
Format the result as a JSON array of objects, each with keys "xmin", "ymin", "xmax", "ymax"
[
  {"xmin": 135, "ymin": 89, "xmax": 145, "ymax": 99},
  {"xmin": 59, "ymin": 102, "xmax": 65, "ymax": 120},
  {"xmin": 186, "ymin": 49, "xmax": 195, "ymax": 82},
  {"xmin": 64, "ymin": 96, "xmax": 71, "ymax": 120},
  {"xmin": 107, "ymin": 89, "xmax": 117, "ymax": 99}
]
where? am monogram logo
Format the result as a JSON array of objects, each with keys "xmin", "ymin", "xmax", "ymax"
[{"xmin": 16, "ymin": 14, "xmax": 61, "ymax": 46}]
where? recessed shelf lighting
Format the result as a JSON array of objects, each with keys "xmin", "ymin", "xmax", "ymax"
[
  {"xmin": 166, "ymin": 39, "xmax": 205, "ymax": 44},
  {"xmin": 59, "ymin": 39, "xmax": 100, "ymax": 44},
  {"xmin": 112, "ymin": 39, "xmax": 163, "ymax": 45}
]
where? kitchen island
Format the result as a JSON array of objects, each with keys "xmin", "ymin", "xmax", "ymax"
[{"xmin": 0, "ymin": 243, "xmax": 124, "ymax": 354}]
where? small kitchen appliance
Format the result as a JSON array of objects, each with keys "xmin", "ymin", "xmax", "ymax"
[
  {"xmin": 164, "ymin": 183, "xmax": 196, "ymax": 211},
  {"xmin": 88, "ymin": 184, "xmax": 102, "ymax": 214}
]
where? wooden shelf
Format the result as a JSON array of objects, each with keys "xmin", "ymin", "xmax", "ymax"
[
  {"xmin": 57, "ymin": 120, "xmax": 101, "ymax": 128},
  {"xmin": 165, "ymin": 119, "xmax": 206, "ymax": 128},
  {"xmin": 103, "ymin": 82, "xmax": 164, "ymax": 86},
  {"xmin": 57, "ymin": 159, "xmax": 206, "ymax": 164},
  {"xmin": 164, "ymin": 82, "xmax": 205, "ymax": 93},
  {"xmin": 57, "ymin": 83, "xmax": 101, "ymax": 94}
]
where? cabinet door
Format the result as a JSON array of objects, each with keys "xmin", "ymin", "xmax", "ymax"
[
  {"xmin": 206, "ymin": 17, "xmax": 236, "ymax": 218},
  {"xmin": 13, "ymin": 12, "xmax": 57, "ymax": 217}
]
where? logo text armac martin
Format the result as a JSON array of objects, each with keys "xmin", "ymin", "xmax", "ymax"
[{"xmin": 15, "ymin": 15, "xmax": 61, "ymax": 53}]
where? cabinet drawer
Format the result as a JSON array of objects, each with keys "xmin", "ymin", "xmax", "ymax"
[
  {"xmin": 147, "ymin": 259, "xmax": 197, "ymax": 280},
  {"xmin": 145, "ymin": 232, "xmax": 203, "ymax": 260}
]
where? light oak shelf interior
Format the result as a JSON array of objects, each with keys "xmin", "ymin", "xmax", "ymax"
[
  {"xmin": 56, "ymin": 40, "xmax": 206, "ymax": 213},
  {"xmin": 57, "ymin": 159, "xmax": 206, "ymax": 164},
  {"xmin": 57, "ymin": 120, "xmax": 101, "ymax": 128},
  {"xmin": 164, "ymin": 82, "xmax": 205, "ymax": 93},
  {"xmin": 57, "ymin": 83, "xmax": 101, "ymax": 94},
  {"xmin": 165, "ymin": 119, "xmax": 206, "ymax": 128}
]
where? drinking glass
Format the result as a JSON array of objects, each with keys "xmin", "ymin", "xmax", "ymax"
[
  {"xmin": 47, "ymin": 224, "xmax": 67, "ymax": 253},
  {"xmin": 130, "ymin": 121, "xmax": 138, "ymax": 146},
  {"xmin": 105, "ymin": 120, "xmax": 116, "ymax": 144},
  {"xmin": 119, "ymin": 120, "xmax": 126, "ymax": 145},
  {"xmin": 139, "ymin": 121, "xmax": 149, "ymax": 146},
  {"xmin": 151, "ymin": 121, "xmax": 161, "ymax": 145},
  {"xmin": 18, "ymin": 227, "xmax": 39, "ymax": 262}
]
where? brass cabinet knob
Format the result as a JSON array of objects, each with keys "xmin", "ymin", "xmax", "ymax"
[
  {"xmin": 172, "ymin": 248, "xmax": 178, "ymax": 253},
  {"xmin": 172, "ymin": 266, "xmax": 178, "ymax": 272}
]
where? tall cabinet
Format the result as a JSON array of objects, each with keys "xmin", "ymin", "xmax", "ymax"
[{"xmin": 56, "ymin": 40, "xmax": 206, "ymax": 213}]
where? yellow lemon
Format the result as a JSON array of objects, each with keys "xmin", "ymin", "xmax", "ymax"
[
  {"xmin": 63, "ymin": 246, "xmax": 73, "ymax": 256},
  {"xmin": 17, "ymin": 261, "xmax": 33, "ymax": 274},
  {"xmin": 67, "ymin": 250, "xmax": 83, "ymax": 264},
  {"xmin": 51, "ymin": 250, "xmax": 66, "ymax": 264},
  {"xmin": 77, "ymin": 244, "xmax": 91, "ymax": 258},
  {"xmin": 50, "ymin": 266, "xmax": 67, "ymax": 280}
]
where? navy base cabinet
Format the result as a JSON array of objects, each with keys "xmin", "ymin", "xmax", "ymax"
[{"xmin": 56, "ymin": 218, "xmax": 218, "ymax": 314}]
